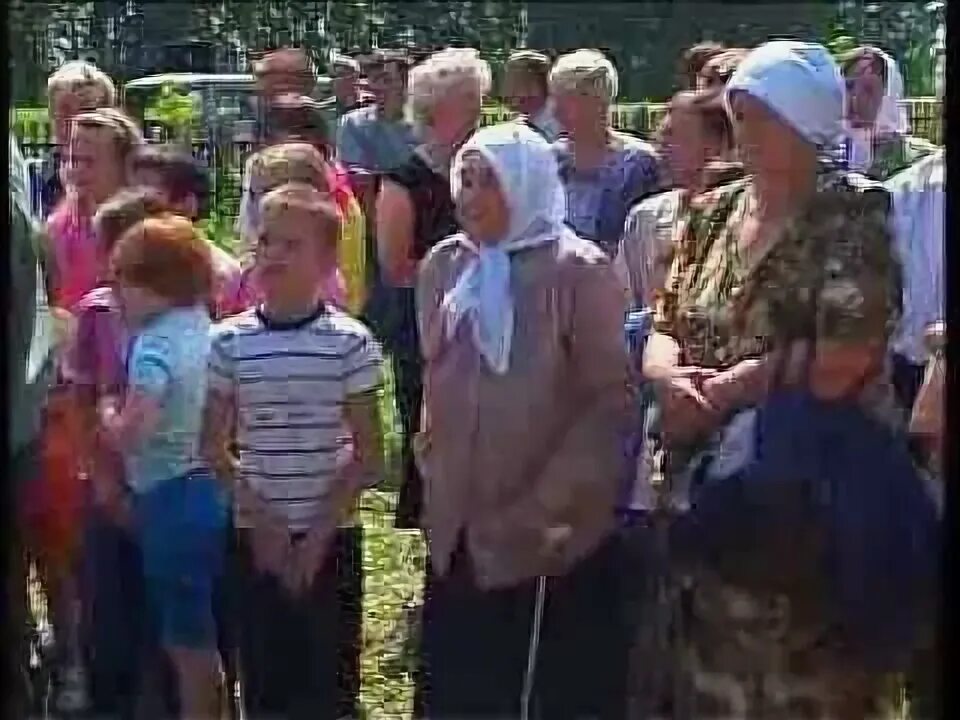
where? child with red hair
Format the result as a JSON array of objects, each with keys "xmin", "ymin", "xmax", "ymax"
[{"xmin": 100, "ymin": 213, "xmax": 225, "ymax": 719}]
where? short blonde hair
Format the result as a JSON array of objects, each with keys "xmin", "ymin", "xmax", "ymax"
[
  {"xmin": 406, "ymin": 48, "xmax": 491, "ymax": 129},
  {"xmin": 259, "ymin": 182, "xmax": 341, "ymax": 250},
  {"xmin": 48, "ymin": 60, "xmax": 116, "ymax": 107},
  {"xmin": 549, "ymin": 49, "xmax": 619, "ymax": 103},
  {"xmin": 248, "ymin": 142, "xmax": 330, "ymax": 194}
]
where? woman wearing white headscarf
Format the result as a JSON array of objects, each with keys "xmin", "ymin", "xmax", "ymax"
[
  {"xmin": 415, "ymin": 123, "xmax": 630, "ymax": 718},
  {"xmin": 842, "ymin": 46, "xmax": 938, "ymax": 180},
  {"xmin": 641, "ymin": 41, "xmax": 902, "ymax": 718}
]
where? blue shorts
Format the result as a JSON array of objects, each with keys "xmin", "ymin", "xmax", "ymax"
[{"xmin": 133, "ymin": 468, "xmax": 227, "ymax": 650}]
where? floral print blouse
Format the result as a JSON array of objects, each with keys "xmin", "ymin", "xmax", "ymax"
[
  {"xmin": 649, "ymin": 162, "xmax": 903, "ymax": 719},
  {"xmin": 654, "ymin": 162, "xmax": 899, "ymax": 372}
]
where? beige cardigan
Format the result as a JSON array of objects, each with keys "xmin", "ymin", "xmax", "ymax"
[{"xmin": 415, "ymin": 232, "xmax": 629, "ymax": 589}]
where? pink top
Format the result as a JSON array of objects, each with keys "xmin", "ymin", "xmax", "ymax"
[
  {"xmin": 208, "ymin": 242, "xmax": 248, "ymax": 319},
  {"xmin": 67, "ymin": 285, "xmax": 127, "ymax": 488},
  {"xmin": 46, "ymin": 195, "xmax": 101, "ymax": 309}
]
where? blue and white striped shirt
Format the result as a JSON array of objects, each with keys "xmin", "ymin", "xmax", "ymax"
[{"xmin": 208, "ymin": 305, "xmax": 383, "ymax": 530}]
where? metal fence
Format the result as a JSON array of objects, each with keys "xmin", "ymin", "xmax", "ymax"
[{"xmin": 14, "ymin": 97, "xmax": 942, "ymax": 224}]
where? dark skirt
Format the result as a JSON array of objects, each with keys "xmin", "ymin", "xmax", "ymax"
[{"xmin": 417, "ymin": 537, "xmax": 629, "ymax": 719}]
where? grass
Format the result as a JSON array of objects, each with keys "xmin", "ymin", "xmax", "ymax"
[
  {"xmin": 354, "ymin": 358, "xmax": 426, "ymax": 718},
  {"xmin": 358, "ymin": 492, "xmax": 426, "ymax": 719}
]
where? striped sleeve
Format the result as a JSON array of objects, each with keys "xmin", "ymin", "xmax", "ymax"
[{"xmin": 343, "ymin": 331, "xmax": 383, "ymax": 397}]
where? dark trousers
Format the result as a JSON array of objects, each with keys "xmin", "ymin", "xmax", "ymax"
[
  {"xmin": 418, "ymin": 538, "xmax": 629, "ymax": 720},
  {"xmin": 84, "ymin": 512, "xmax": 238, "ymax": 720},
  {"xmin": 82, "ymin": 512, "xmax": 154, "ymax": 719},
  {"xmin": 230, "ymin": 527, "xmax": 357, "ymax": 720},
  {"xmin": 892, "ymin": 353, "xmax": 926, "ymax": 413},
  {"xmin": 392, "ymin": 340, "xmax": 424, "ymax": 529},
  {"xmin": 336, "ymin": 525, "xmax": 364, "ymax": 719},
  {"xmin": 388, "ymin": 288, "xmax": 424, "ymax": 529}
]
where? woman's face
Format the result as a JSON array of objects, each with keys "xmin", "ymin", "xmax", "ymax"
[
  {"xmin": 504, "ymin": 68, "xmax": 546, "ymax": 116},
  {"xmin": 660, "ymin": 105, "xmax": 711, "ymax": 189},
  {"xmin": 553, "ymin": 89, "xmax": 608, "ymax": 137},
  {"xmin": 845, "ymin": 57, "xmax": 885, "ymax": 129},
  {"xmin": 68, "ymin": 123, "xmax": 126, "ymax": 204},
  {"xmin": 432, "ymin": 81, "xmax": 483, "ymax": 147},
  {"xmin": 455, "ymin": 151, "xmax": 509, "ymax": 244},
  {"xmin": 729, "ymin": 92, "xmax": 810, "ymax": 177}
]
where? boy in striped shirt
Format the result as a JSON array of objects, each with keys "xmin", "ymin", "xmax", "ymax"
[{"xmin": 201, "ymin": 183, "xmax": 383, "ymax": 719}]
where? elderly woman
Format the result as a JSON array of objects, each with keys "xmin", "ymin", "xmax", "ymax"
[
  {"xmin": 416, "ymin": 123, "xmax": 629, "ymax": 719},
  {"xmin": 375, "ymin": 48, "xmax": 489, "ymax": 528},
  {"xmin": 842, "ymin": 46, "xmax": 938, "ymax": 180},
  {"xmin": 643, "ymin": 41, "xmax": 902, "ymax": 718},
  {"xmin": 550, "ymin": 49, "xmax": 661, "ymax": 257},
  {"xmin": 614, "ymin": 87, "xmax": 744, "ymax": 718}
]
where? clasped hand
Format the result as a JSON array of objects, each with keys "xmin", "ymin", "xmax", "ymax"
[{"xmin": 239, "ymin": 484, "xmax": 334, "ymax": 598}]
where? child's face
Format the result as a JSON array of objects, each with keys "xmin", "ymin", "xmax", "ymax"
[
  {"xmin": 255, "ymin": 207, "xmax": 336, "ymax": 307},
  {"xmin": 130, "ymin": 167, "xmax": 198, "ymax": 219}
]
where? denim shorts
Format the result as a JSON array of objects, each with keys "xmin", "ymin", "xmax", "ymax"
[{"xmin": 133, "ymin": 468, "xmax": 227, "ymax": 650}]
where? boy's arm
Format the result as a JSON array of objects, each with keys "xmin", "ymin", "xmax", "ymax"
[
  {"xmin": 203, "ymin": 330, "xmax": 274, "ymax": 520},
  {"xmin": 200, "ymin": 385, "xmax": 239, "ymax": 486},
  {"xmin": 337, "ymin": 388, "xmax": 385, "ymax": 510},
  {"xmin": 305, "ymin": 386, "xmax": 384, "ymax": 541},
  {"xmin": 291, "ymin": 334, "xmax": 384, "ymax": 589},
  {"xmin": 286, "ymin": 387, "xmax": 383, "ymax": 594},
  {"xmin": 100, "ymin": 335, "xmax": 167, "ymax": 449}
]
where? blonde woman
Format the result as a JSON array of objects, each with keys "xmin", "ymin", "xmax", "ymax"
[{"xmin": 549, "ymin": 49, "xmax": 662, "ymax": 257}]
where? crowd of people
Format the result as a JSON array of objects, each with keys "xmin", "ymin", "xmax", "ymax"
[{"xmin": 8, "ymin": 35, "xmax": 944, "ymax": 720}]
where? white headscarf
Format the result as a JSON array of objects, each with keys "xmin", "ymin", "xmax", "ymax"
[
  {"xmin": 725, "ymin": 40, "xmax": 846, "ymax": 149},
  {"xmin": 442, "ymin": 123, "xmax": 569, "ymax": 374},
  {"xmin": 846, "ymin": 47, "xmax": 910, "ymax": 172}
]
